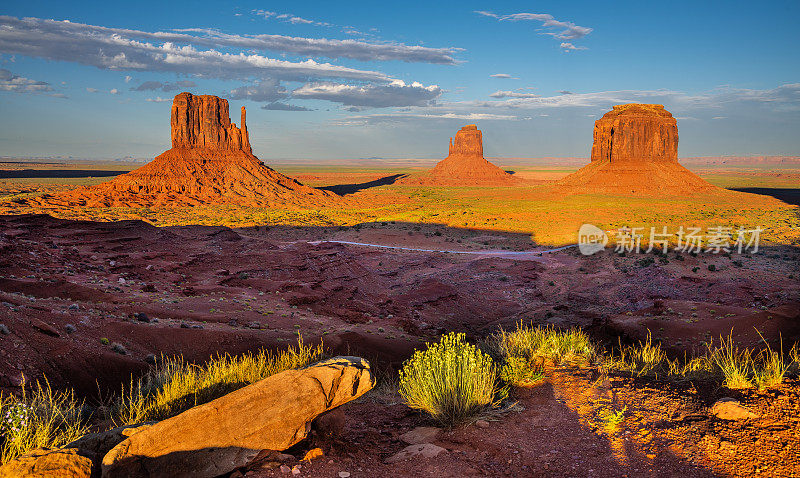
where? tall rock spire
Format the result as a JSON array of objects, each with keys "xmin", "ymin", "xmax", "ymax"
[{"xmin": 170, "ymin": 92, "xmax": 250, "ymax": 152}]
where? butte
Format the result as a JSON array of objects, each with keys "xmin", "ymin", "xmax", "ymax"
[
  {"xmin": 403, "ymin": 125, "xmax": 519, "ymax": 186},
  {"xmin": 555, "ymin": 104, "xmax": 718, "ymax": 195},
  {"xmin": 46, "ymin": 92, "xmax": 335, "ymax": 207}
]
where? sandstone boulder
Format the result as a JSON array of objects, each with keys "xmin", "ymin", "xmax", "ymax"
[
  {"xmin": 710, "ymin": 398, "xmax": 759, "ymax": 420},
  {"xmin": 101, "ymin": 356, "xmax": 374, "ymax": 478},
  {"xmin": 0, "ymin": 448, "xmax": 93, "ymax": 478}
]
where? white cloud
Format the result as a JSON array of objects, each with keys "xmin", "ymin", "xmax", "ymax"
[
  {"xmin": 476, "ymin": 10, "xmax": 591, "ymax": 49},
  {"xmin": 292, "ymin": 79, "xmax": 442, "ymax": 107},
  {"xmin": 131, "ymin": 80, "xmax": 196, "ymax": 92},
  {"xmin": 145, "ymin": 96, "xmax": 171, "ymax": 102},
  {"xmin": 336, "ymin": 112, "xmax": 520, "ymax": 125},
  {"xmin": 230, "ymin": 78, "xmax": 287, "ymax": 102},
  {"xmin": 489, "ymin": 90, "xmax": 539, "ymax": 99},
  {"xmin": 86, "ymin": 87, "xmax": 99, "ymax": 93},
  {"xmin": 254, "ymin": 10, "xmax": 331, "ymax": 27},
  {"xmin": 490, "ymin": 73, "xmax": 518, "ymax": 79},
  {"xmin": 109, "ymin": 88, "xmax": 120, "ymax": 94},
  {"xmin": 0, "ymin": 68, "xmax": 61, "ymax": 96},
  {"xmin": 261, "ymin": 102, "xmax": 313, "ymax": 111},
  {"xmin": 560, "ymin": 42, "xmax": 587, "ymax": 51},
  {"xmin": 124, "ymin": 75, "xmax": 132, "ymax": 83}
]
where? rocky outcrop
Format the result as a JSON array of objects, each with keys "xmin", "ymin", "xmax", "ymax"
[
  {"xmin": 0, "ymin": 448, "xmax": 93, "ymax": 478},
  {"xmin": 556, "ymin": 104, "xmax": 717, "ymax": 195},
  {"xmin": 171, "ymin": 93, "xmax": 251, "ymax": 153},
  {"xmin": 33, "ymin": 92, "xmax": 335, "ymax": 208},
  {"xmin": 590, "ymin": 104, "xmax": 678, "ymax": 164},
  {"xmin": 101, "ymin": 356, "xmax": 374, "ymax": 478},
  {"xmin": 403, "ymin": 125, "xmax": 518, "ymax": 186}
]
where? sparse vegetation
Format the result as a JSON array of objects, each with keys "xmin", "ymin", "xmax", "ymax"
[
  {"xmin": 0, "ymin": 378, "xmax": 90, "ymax": 465},
  {"xmin": 494, "ymin": 323, "xmax": 598, "ymax": 366},
  {"xmin": 114, "ymin": 337, "xmax": 323, "ymax": 425},
  {"xmin": 399, "ymin": 332, "xmax": 507, "ymax": 426}
]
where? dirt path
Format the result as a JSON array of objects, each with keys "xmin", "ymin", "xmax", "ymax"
[{"xmin": 305, "ymin": 239, "xmax": 578, "ymax": 257}]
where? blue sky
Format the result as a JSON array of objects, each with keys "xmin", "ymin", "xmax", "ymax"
[{"xmin": 1, "ymin": 1, "xmax": 798, "ymax": 160}]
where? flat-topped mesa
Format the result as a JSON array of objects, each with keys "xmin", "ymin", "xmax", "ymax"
[
  {"xmin": 590, "ymin": 104, "xmax": 677, "ymax": 163},
  {"xmin": 171, "ymin": 92, "xmax": 252, "ymax": 153},
  {"xmin": 448, "ymin": 124, "xmax": 484, "ymax": 157}
]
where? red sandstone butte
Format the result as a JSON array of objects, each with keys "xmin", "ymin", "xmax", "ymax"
[
  {"xmin": 46, "ymin": 92, "xmax": 335, "ymax": 208},
  {"xmin": 556, "ymin": 104, "xmax": 717, "ymax": 195},
  {"xmin": 404, "ymin": 125, "xmax": 518, "ymax": 185}
]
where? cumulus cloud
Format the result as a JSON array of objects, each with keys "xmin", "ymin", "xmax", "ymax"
[
  {"xmin": 131, "ymin": 80, "xmax": 197, "ymax": 92},
  {"xmin": 0, "ymin": 68, "xmax": 58, "ymax": 95},
  {"xmin": 261, "ymin": 102, "xmax": 313, "ymax": 111},
  {"xmin": 560, "ymin": 42, "xmax": 587, "ymax": 51},
  {"xmin": 489, "ymin": 90, "xmax": 540, "ymax": 99},
  {"xmin": 0, "ymin": 16, "xmax": 459, "ymax": 66},
  {"xmin": 292, "ymin": 79, "xmax": 442, "ymax": 107},
  {"xmin": 229, "ymin": 78, "xmax": 287, "ymax": 102},
  {"xmin": 476, "ymin": 10, "xmax": 591, "ymax": 50}
]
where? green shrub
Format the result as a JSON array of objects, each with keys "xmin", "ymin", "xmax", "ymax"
[
  {"xmin": 398, "ymin": 333, "xmax": 506, "ymax": 426},
  {"xmin": 114, "ymin": 337, "xmax": 323, "ymax": 425},
  {"xmin": 0, "ymin": 378, "xmax": 90, "ymax": 465}
]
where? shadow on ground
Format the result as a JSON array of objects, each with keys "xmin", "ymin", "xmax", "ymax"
[
  {"xmin": 319, "ymin": 174, "xmax": 407, "ymax": 195},
  {"xmin": 729, "ymin": 187, "xmax": 800, "ymax": 206}
]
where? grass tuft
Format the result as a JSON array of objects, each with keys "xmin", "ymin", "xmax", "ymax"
[
  {"xmin": 399, "ymin": 332, "xmax": 507, "ymax": 427},
  {"xmin": 114, "ymin": 337, "xmax": 323, "ymax": 425},
  {"xmin": 0, "ymin": 378, "xmax": 91, "ymax": 465}
]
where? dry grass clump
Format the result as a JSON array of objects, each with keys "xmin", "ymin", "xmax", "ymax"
[
  {"xmin": 114, "ymin": 337, "xmax": 323, "ymax": 425},
  {"xmin": 399, "ymin": 332, "xmax": 507, "ymax": 426},
  {"xmin": 0, "ymin": 378, "xmax": 91, "ymax": 465},
  {"xmin": 494, "ymin": 323, "xmax": 598, "ymax": 366}
]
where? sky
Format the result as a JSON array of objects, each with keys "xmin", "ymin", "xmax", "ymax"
[{"xmin": 0, "ymin": 1, "xmax": 799, "ymax": 160}]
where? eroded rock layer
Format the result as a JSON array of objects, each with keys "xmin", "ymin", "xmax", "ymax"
[
  {"xmin": 556, "ymin": 104, "xmax": 716, "ymax": 195},
  {"xmin": 33, "ymin": 92, "xmax": 334, "ymax": 207}
]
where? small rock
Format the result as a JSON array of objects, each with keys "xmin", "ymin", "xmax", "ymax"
[
  {"xmin": 134, "ymin": 312, "xmax": 150, "ymax": 323},
  {"xmin": 180, "ymin": 323, "xmax": 190, "ymax": 329},
  {"xmin": 399, "ymin": 426, "xmax": 441, "ymax": 445},
  {"xmin": 475, "ymin": 419, "xmax": 490, "ymax": 429},
  {"xmin": 118, "ymin": 277, "xmax": 126, "ymax": 284},
  {"xmin": 291, "ymin": 465, "xmax": 301, "ymax": 475},
  {"xmin": 385, "ymin": 443, "xmax": 446, "ymax": 464},
  {"xmin": 0, "ymin": 324, "xmax": 9, "ymax": 335},
  {"xmin": 110, "ymin": 260, "xmax": 117, "ymax": 267},
  {"xmin": 111, "ymin": 343, "xmax": 127, "ymax": 355},
  {"xmin": 280, "ymin": 464, "xmax": 291, "ymax": 474},
  {"xmin": 191, "ymin": 324, "xmax": 204, "ymax": 329},
  {"xmin": 145, "ymin": 264, "xmax": 153, "ymax": 271},
  {"xmin": 69, "ymin": 303, "xmax": 80, "ymax": 310},
  {"xmin": 65, "ymin": 324, "xmax": 77, "ymax": 334},
  {"xmin": 248, "ymin": 322, "xmax": 261, "ymax": 329},
  {"xmin": 302, "ymin": 448, "xmax": 323, "ymax": 462},
  {"xmin": 30, "ymin": 318, "xmax": 59, "ymax": 337},
  {"xmin": 338, "ymin": 472, "xmax": 351, "ymax": 478},
  {"xmin": 711, "ymin": 398, "xmax": 758, "ymax": 420},
  {"xmin": 0, "ymin": 447, "xmax": 93, "ymax": 477},
  {"xmin": 276, "ymin": 453, "xmax": 295, "ymax": 462}
]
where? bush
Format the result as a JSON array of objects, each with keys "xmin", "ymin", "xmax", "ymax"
[
  {"xmin": 114, "ymin": 337, "xmax": 323, "ymax": 425},
  {"xmin": 398, "ymin": 333, "xmax": 506, "ymax": 426},
  {"xmin": 0, "ymin": 378, "xmax": 90, "ymax": 465},
  {"xmin": 495, "ymin": 323, "xmax": 598, "ymax": 365}
]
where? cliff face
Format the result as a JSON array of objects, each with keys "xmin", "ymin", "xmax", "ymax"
[
  {"xmin": 590, "ymin": 104, "xmax": 678, "ymax": 163},
  {"xmin": 170, "ymin": 92, "xmax": 251, "ymax": 153},
  {"xmin": 556, "ymin": 104, "xmax": 715, "ymax": 195},
  {"xmin": 448, "ymin": 125, "xmax": 484, "ymax": 158}
]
